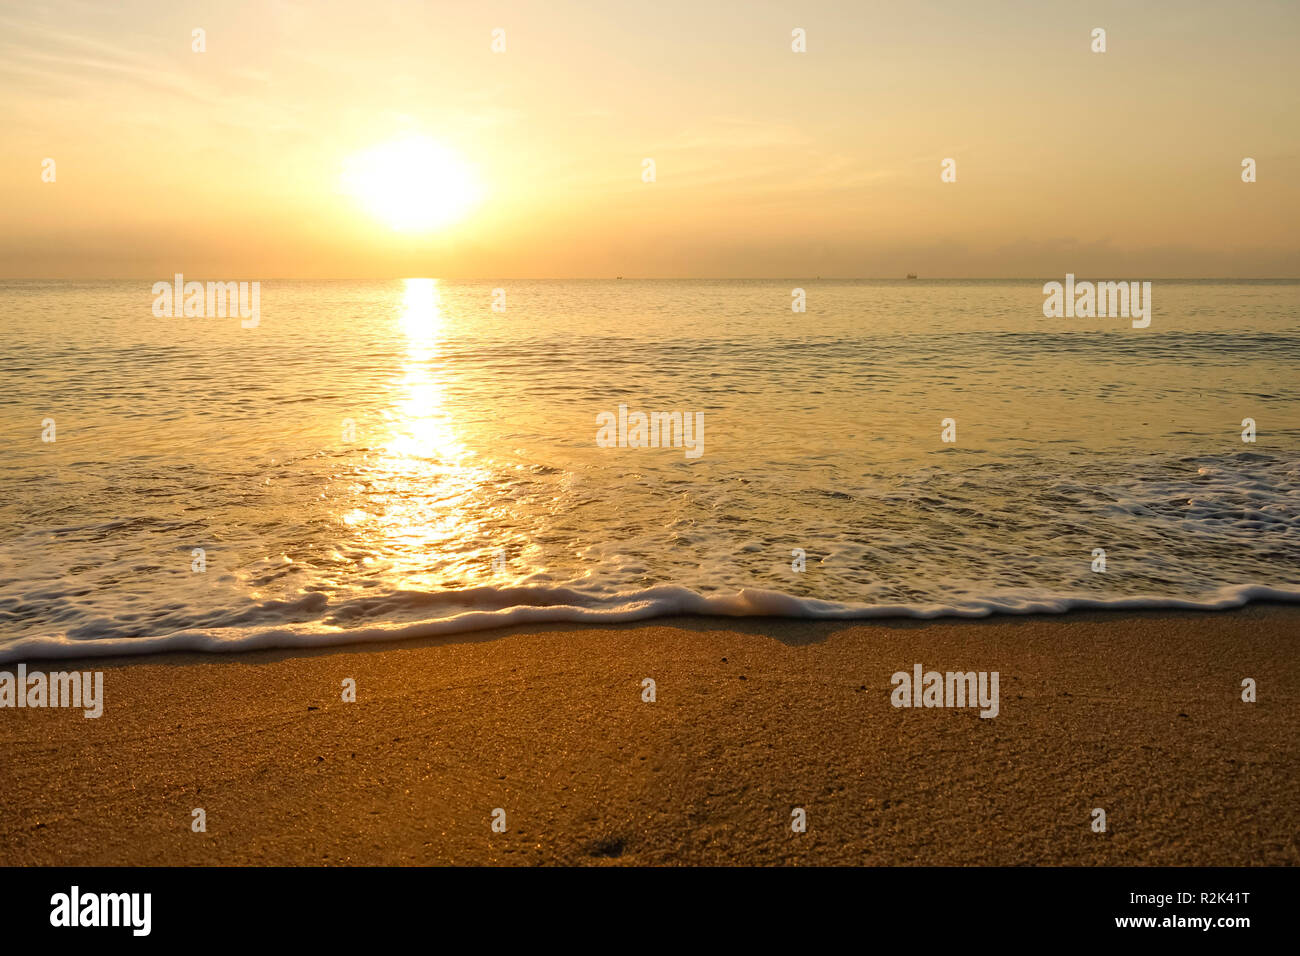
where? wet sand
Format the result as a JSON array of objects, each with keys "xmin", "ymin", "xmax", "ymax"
[{"xmin": 1, "ymin": 605, "xmax": 1296, "ymax": 865}]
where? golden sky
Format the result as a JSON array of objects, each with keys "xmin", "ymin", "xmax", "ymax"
[{"xmin": 3, "ymin": 0, "xmax": 1298, "ymax": 278}]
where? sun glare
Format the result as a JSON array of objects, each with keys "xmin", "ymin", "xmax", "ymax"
[{"xmin": 342, "ymin": 136, "xmax": 484, "ymax": 232}]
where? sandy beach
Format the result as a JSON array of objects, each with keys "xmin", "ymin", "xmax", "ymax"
[{"xmin": 0, "ymin": 604, "xmax": 1295, "ymax": 866}]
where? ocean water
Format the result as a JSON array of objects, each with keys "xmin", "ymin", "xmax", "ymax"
[{"xmin": 1, "ymin": 278, "xmax": 1297, "ymax": 662}]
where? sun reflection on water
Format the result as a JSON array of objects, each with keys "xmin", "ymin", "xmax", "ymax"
[
  {"xmin": 387, "ymin": 278, "xmax": 460, "ymax": 461},
  {"xmin": 344, "ymin": 278, "xmax": 496, "ymax": 590}
]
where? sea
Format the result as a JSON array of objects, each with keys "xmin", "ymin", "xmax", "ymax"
[{"xmin": 1, "ymin": 278, "xmax": 1297, "ymax": 662}]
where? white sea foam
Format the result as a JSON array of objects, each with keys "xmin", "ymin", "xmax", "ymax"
[{"xmin": 1, "ymin": 582, "xmax": 1297, "ymax": 665}]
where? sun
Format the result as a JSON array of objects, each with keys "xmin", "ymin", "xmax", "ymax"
[{"xmin": 342, "ymin": 136, "xmax": 484, "ymax": 232}]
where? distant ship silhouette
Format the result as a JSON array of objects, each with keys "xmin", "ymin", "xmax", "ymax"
[{"xmin": 906, "ymin": 273, "xmax": 918, "ymax": 279}]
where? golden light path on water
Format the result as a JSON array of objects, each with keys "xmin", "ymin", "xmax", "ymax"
[{"xmin": 341, "ymin": 278, "xmax": 499, "ymax": 592}]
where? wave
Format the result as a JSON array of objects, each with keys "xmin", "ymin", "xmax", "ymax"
[{"xmin": 2, "ymin": 581, "xmax": 1298, "ymax": 665}]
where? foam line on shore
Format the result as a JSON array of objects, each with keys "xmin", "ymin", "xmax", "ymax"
[{"xmin": 3, "ymin": 582, "xmax": 1299, "ymax": 665}]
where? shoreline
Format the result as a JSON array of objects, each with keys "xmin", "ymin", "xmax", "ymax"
[
  {"xmin": 1, "ymin": 604, "xmax": 1296, "ymax": 865},
  {"xmin": 3, "ymin": 584, "xmax": 1298, "ymax": 666}
]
